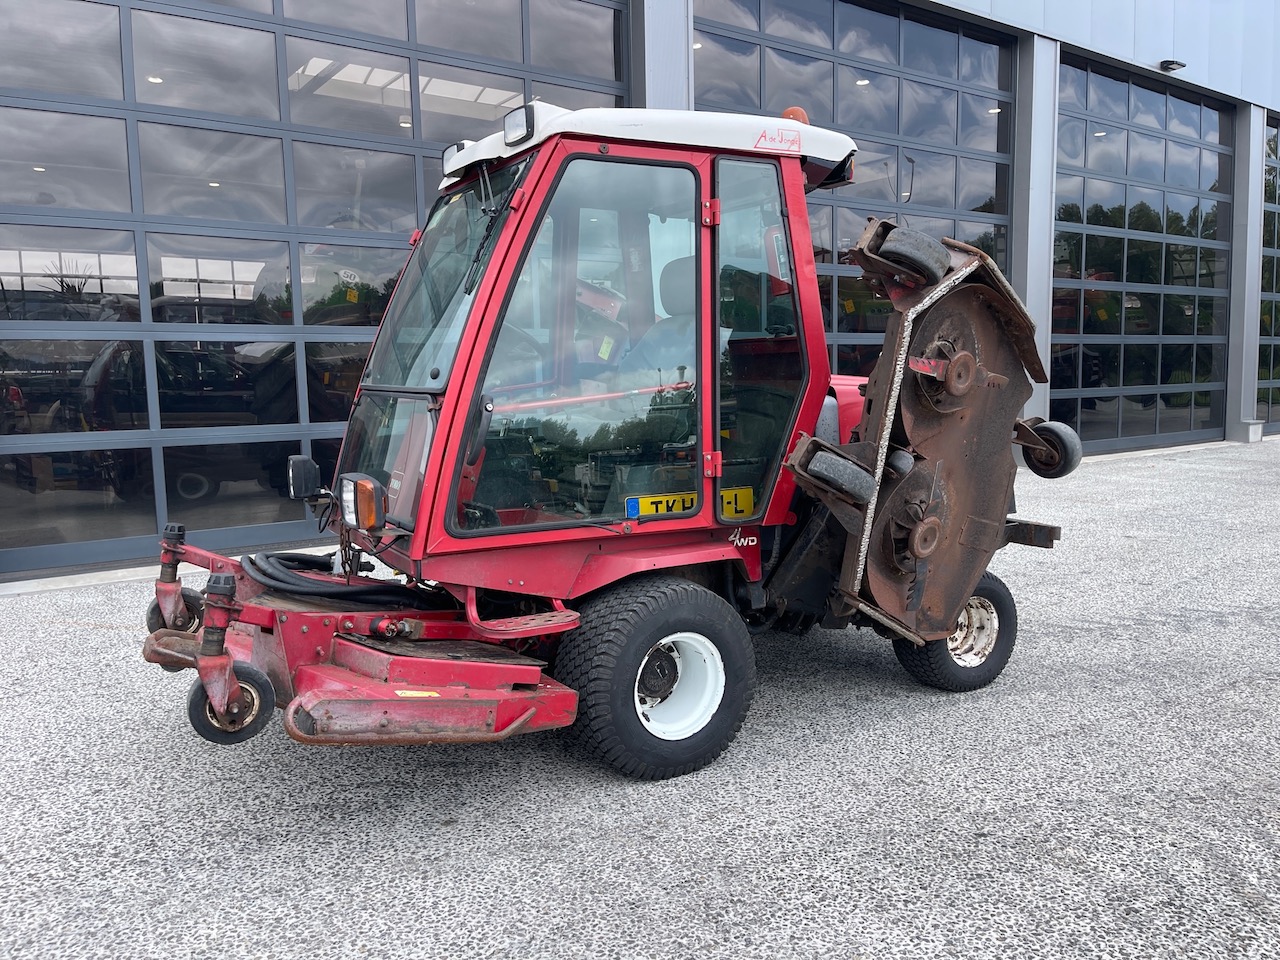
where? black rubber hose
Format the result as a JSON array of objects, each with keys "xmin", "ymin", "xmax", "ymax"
[{"xmin": 239, "ymin": 551, "xmax": 437, "ymax": 608}]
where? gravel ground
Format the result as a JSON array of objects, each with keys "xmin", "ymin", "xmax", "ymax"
[{"xmin": 1, "ymin": 439, "xmax": 1277, "ymax": 960}]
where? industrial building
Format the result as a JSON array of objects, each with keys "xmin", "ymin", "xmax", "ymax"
[{"xmin": 1, "ymin": 0, "xmax": 1276, "ymax": 573}]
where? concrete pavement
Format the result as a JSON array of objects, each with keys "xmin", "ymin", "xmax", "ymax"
[{"xmin": 1, "ymin": 439, "xmax": 1277, "ymax": 959}]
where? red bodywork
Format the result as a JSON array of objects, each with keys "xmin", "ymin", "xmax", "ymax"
[{"xmin": 143, "ymin": 131, "xmax": 866, "ymax": 746}]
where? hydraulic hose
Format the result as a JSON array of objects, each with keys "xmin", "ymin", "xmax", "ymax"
[{"xmin": 239, "ymin": 551, "xmax": 441, "ymax": 609}]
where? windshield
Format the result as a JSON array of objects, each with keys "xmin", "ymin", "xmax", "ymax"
[{"xmin": 361, "ymin": 158, "xmax": 528, "ymax": 391}]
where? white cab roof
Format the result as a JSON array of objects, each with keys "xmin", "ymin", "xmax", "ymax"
[{"xmin": 441, "ymin": 102, "xmax": 857, "ymax": 184}]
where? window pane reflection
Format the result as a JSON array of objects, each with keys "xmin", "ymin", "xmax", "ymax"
[
  {"xmin": 696, "ymin": 0, "xmax": 760, "ymax": 29},
  {"xmin": 764, "ymin": 49, "xmax": 832, "ymax": 124},
  {"xmin": 836, "ymin": 0, "xmax": 897, "ymax": 61},
  {"xmin": 834, "ymin": 275, "xmax": 891, "ymax": 333},
  {"xmin": 0, "ymin": 107, "xmax": 130, "ymax": 213},
  {"xmin": 901, "ymin": 19, "xmax": 956, "ymax": 79},
  {"xmin": 1051, "ymin": 287, "xmax": 1080, "ymax": 334},
  {"xmin": 901, "ymin": 80, "xmax": 956, "ymax": 144},
  {"xmin": 1057, "ymin": 116, "xmax": 1085, "ymax": 167},
  {"xmin": 302, "ymin": 243, "xmax": 407, "ymax": 326},
  {"xmin": 0, "ymin": 446, "xmax": 157, "ymax": 547},
  {"xmin": 807, "ymin": 204, "xmax": 832, "ymax": 264},
  {"xmin": 306, "ymin": 342, "xmax": 370, "ymax": 421},
  {"xmin": 836, "ymin": 67, "xmax": 896, "ymax": 134},
  {"xmin": 841, "ymin": 140, "xmax": 896, "ymax": 201},
  {"xmin": 764, "ymin": 0, "xmax": 833, "ymax": 48},
  {"xmin": 1084, "ymin": 235, "xmax": 1122, "ymax": 281},
  {"xmin": 293, "ymin": 143, "xmax": 416, "ymax": 233},
  {"xmin": 959, "ymin": 94, "xmax": 1009, "ymax": 152},
  {"xmin": 283, "ymin": 0, "xmax": 407, "ymax": 40},
  {"xmin": 1056, "ymin": 174, "xmax": 1083, "ymax": 222},
  {"xmin": 957, "ymin": 159, "xmax": 1005, "ymax": 214},
  {"xmin": 156, "ymin": 341, "xmax": 297, "ymax": 428},
  {"xmin": 147, "ymin": 235, "xmax": 291, "ymax": 325},
  {"xmin": 1058, "ymin": 63, "xmax": 1087, "ymax": 110},
  {"xmin": 417, "ymin": 0, "xmax": 522, "ymax": 62},
  {"xmin": 0, "ymin": 339, "xmax": 146, "ymax": 434},
  {"xmin": 133, "ymin": 11, "xmax": 278, "ymax": 121},
  {"xmin": 899, "ymin": 150, "xmax": 954, "ymax": 208},
  {"xmin": 960, "ymin": 34, "xmax": 1010, "ymax": 90},
  {"xmin": 1085, "ymin": 123, "xmax": 1126, "ymax": 175},
  {"xmin": 139, "ymin": 123, "xmax": 285, "ymax": 223},
  {"xmin": 1127, "ymin": 185, "xmax": 1163, "ymax": 232},
  {"xmin": 287, "ymin": 38, "xmax": 412, "ymax": 138},
  {"xmin": 1087, "ymin": 71, "xmax": 1127, "ymax": 121},
  {"xmin": 1165, "ymin": 140, "xmax": 1199, "ymax": 189},
  {"xmin": 1129, "ymin": 84, "xmax": 1166, "ymax": 129},
  {"xmin": 419, "ymin": 62, "xmax": 524, "ymax": 145},
  {"xmin": 694, "ymin": 32, "xmax": 760, "ymax": 109},
  {"xmin": 1125, "ymin": 240, "xmax": 1162, "ymax": 285},
  {"xmin": 530, "ymin": 0, "xmax": 620, "ymax": 82},
  {"xmin": 1085, "ymin": 178, "xmax": 1124, "ymax": 227},
  {"xmin": 163, "ymin": 440, "xmax": 305, "ymax": 528},
  {"xmin": 0, "ymin": 224, "xmax": 138, "ymax": 323},
  {"xmin": 531, "ymin": 82, "xmax": 622, "ymax": 110},
  {"xmin": 0, "ymin": 0, "xmax": 123, "ymax": 99},
  {"xmin": 1128, "ymin": 131, "xmax": 1164, "ymax": 181}
]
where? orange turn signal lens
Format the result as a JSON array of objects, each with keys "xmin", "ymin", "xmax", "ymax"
[{"xmin": 338, "ymin": 473, "xmax": 386, "ymax": 531}]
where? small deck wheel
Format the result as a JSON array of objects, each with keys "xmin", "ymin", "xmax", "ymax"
[
  {"xmin": 877, "ymin": 227, "xmax": 951, "ymax": 284},
  {"xmin": 1022, "ymin": 420, "xmax": 1083, "ymax": 480},
  {"xmin": 186, "ymin": 662, "xmax": 276, "ymax": 745},
  {"xmin": 145, "ymin": 587, "xmax": 205, "ymax": 633},
  {"xmin": 891, "ymin": 571, "xmax": 1017, "ymax": 692}
]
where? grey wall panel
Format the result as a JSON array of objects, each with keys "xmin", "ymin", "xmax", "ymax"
[{"xmin": 929, "ymin": 0, "xmax": 1280, "ymax": 110}]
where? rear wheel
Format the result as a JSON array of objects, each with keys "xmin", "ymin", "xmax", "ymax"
[
  {"xmin": 555, "ymin": 575, "xmax": 755, "ymax": 780},
  {"xmin": 892, "ymin": 571, "xmax": 1016, "ymax": 692}
]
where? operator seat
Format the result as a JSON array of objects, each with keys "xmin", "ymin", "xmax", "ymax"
[{"xmin": 618, "ymin": 256, "xmax": 696, "ymax": 385}]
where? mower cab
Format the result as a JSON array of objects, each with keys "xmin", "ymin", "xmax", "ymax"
[{"xmin": 142, "ymin": 102, "xmax": 1078, "ymax": 779}]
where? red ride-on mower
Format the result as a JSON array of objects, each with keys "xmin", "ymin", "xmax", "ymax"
[{"xmin": 142, "ymin": 102, "xmax": 1079, "ymax": 779}]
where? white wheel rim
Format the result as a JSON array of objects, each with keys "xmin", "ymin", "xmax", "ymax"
[
  {"xmin": 947, "ymin": 596, "xmax": 999, "ymax": 667},
  {"xmin": 633, "ymin": 632, "xmax": 725, "ymax": 741}
]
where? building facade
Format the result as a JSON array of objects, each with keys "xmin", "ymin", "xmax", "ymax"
[{"xmin": 1, "ymin": 0, "xmax": 1276, "ymax": 574}]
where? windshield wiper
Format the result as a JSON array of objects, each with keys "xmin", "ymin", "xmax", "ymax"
[{"xmin": 464, "ymin": 162, "xmax": 522, "ymax": 293}]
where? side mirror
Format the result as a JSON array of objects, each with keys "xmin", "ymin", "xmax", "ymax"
[
  {"xmin": 286, "ymin": 455, "xmax": 323, "ymax": 500},
  {"xmin": 337, "ymin": 472, "xmax": 387, "ymax": 532}
]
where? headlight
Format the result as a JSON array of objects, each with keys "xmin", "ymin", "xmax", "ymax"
[{"xmin": 336, "ymin": 473, "xmax": 386, "ymax": 531}]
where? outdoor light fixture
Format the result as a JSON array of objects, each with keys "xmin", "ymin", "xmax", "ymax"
[
  {"xmin": 147, "ymin": 75, "xmax": 164, "ymax": 83},
  {"xmin": 32, "ymin": 166, "xmax": 45, "ymax": 172},
  {"xmin": 1160, "ymin": 59, "xmax": 1186, "ymax": 72},
  {"xmin": 398, "ymin": 114, "xmax": 413, "ymax": 128},
  {"xmin": 855, "ymin": 78, "xmax": 870, "ymax": 86},
  {"xmin": 692, "ymin": 42, "xmax": 702, "ymax": 49},
  {"xmin": 208, "ymin": 181, "xmax": 221, "ymax": 187}
]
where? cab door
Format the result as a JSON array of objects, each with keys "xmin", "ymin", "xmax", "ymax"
[
  {"xmin": 444, "ymin": 144, "xmax": 716, "ymax": 536},
  {"xmin": 713, "ymin": 158, "xmax": 809, "ymax": 527}
]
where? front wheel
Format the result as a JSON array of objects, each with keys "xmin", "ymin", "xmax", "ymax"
[
  {"xmin": 187, "ymin": 662, "xmax": 276, "ymax": 745},
  {"xmin": 892, "ymin": 571, "xmax": 1016, "ymax": 692},
  {"xmin": 554, "ymin": 575, "xmax": 756, "ymax": 780}
]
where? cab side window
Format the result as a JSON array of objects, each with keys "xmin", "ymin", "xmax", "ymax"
[
  {"xmin": 456, "ymin": 158, "xmax": 701, "ymax": 532},
  {"xmin": 715, "ymin": 159, "xmax": 804, "ymax": 523}
]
